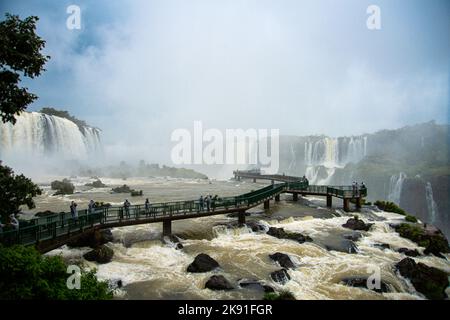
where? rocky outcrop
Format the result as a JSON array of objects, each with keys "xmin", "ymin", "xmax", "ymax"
[
  {"xmin": 325, "ymin": 239, "xmax": 358, "ymax": 254},
  {"xmin": 187, "ymin": 253, "xmax": 220, "ymax": 273},
  {"xmin": 342, "ymin": 217, "xmax": 373, "ymax": 231},
  {"xmin": 270, "ymin": 269, "xmax": 291, "ymax": 285},
  {"xmin": 341, "ymin": 276, "xmax": 389, "ymax": 293},
  {"xmin": 397, "ymin": 248, "xmax": 420, "ymax": 257},
  {"xmin": 396, "ymin": 258, "xmax": 449, "ymax": 300},
  {"xmin": 266, "ymin": 227, "xmax": 312, "ymax": 243},
  {"xmin": 205, "ymin": 275, "xmax": 234, "ymax": 290},
  {"xmin": 83, "ymin": 245, "xmax": 114, "ymax": 264},
  {"xmin": 246, "ymin": 221, "xmax": 267, "ymax": 232},
  {"xmin": 238, "ymin": 279, "xmax": 274, "ymax": 293},
  {"xmin": 269, "ymin": 253, "xmax": 295, "ymax": 269},
  {"xmin": 343, "ymin": 232, "xmax": 363, "ymax": 241},
  {"xmin": 67, "ymin": 229, "xmax": 113, "ymax": 248}
]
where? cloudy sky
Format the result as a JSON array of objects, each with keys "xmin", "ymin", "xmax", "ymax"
[{"xmin": 1, "ymin": 0, "xmax": 449, "ymax": 163}]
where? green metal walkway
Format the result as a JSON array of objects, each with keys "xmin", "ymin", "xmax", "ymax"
[{"xmin": 0, "ymin": 175, "xmax": 366, "ymax": 253}]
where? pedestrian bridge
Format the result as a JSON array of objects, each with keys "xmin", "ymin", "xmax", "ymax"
[{"xmin": 0, "ymin": 172, "xmax": 366, "ymax": 253}]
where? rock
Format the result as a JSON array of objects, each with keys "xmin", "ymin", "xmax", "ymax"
[
  {"xmin": 397, "ymin": 248, "xmax": 420, "ymax": 257},
  {"xmin": 205, "ymin": 275, "xmax": 234, "ymax": 291},
  {"xmin": 83, "ymin": 245, "xmax": 114, "ymax": 264},
  {"xmin": 176, "ymin": 243, "xmax": 184, "ymax": 250},
  {"xmin": 325, "ymin": 239, "xmax": 358, "ymax": 254},
  {"xmin": 343, "ymin": 232, "xmax": 363, "ymax": 241},
  {"xmin": 238, "ymin": 279, "xmax": 273, "ymax": 293},
  {"xmin": 374, "ymin": 243, "xmax": 391, "ymax": 250},
  {"xmin": 342, "ymin": 217, "xmax": 373, "ymax": 231},
  {"xmin": 187, "ymin": 253, "xmax": 220, "ymax": 273},
  {"xmin": 266, "ymin": 227, "xmax": 312, "ymax": 244},
  {"xmin": 263, "ymin": 285, "xmax": 275, "ymax": 293},
  {"xmin": 269, "ymin": 253, "xmax": 295, "ymax": 269},
  {"xmin": 341, "ymin": 276, "xmax": 389, "ymax": 293},
  {"xmin": 246, "ymin": 221, "xmax": 266, "ymax": 232},
  {"xmin": 67, "ymin": 229, "xmax": 113, "ymax": 248},
  {"xmin": 396, "ymin": 258, "xmax": 449, "ymax": 300},
  {"xmin": 270, "ymin": 269, "xmax": 291, "ymax": 285}
]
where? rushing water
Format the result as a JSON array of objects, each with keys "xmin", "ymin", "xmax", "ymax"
[
  {"xmin": 0, "ymin": 112, "xmax": 101, "ymax": 161},
  {"xmin": 41, "ymin": 177, "xmax": 450, "ymax": 300},
  {"xmin": 388, "ymin": 173, "xmax": 407, "ymax": 205},
  {"xmin": 425, "ymin": 182, "xmax": 439, "ymax": 225}
]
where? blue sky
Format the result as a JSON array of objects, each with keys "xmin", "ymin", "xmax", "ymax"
[{"xmin": 1, "ymin": 0, "xmax": 449, "ymax": 162}]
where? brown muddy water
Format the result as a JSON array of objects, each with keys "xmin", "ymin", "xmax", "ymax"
[{"xmin": 37, "ymin": 176, "xmax": 450, "ymax": 300}]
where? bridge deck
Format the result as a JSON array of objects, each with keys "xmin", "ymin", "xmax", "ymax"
[{"xmin": 0, "ymin": 177, "xmax": 366, "ymax": 252}]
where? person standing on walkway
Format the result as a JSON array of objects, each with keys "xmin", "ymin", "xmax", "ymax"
[
  {"xmin": 199, "ymin": 195, "xmax": 204, "ymax": 212},
  {"xmin": 124, "ymin": 199, "xmax": 131, "ymax": 218},
  {"xmin": 145, "ymin": 198, "xmax": 151, "ymax": 216},
  {"xmin": 88, "ymin": 200, "xmax": 96, "ymax": 214},
  {"xmin": 9, "ymin": 214, "xmax": 19, "ymax": 230},
  {"xmin": 206, "ymin": 195, "xmax": 211, "ymax": 212}
]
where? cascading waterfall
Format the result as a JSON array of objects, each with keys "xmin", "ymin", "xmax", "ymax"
[
  {"xmin": 425, "ymin": 182, "xmax": 439, "ymax": 224},
  {"xmin": 0, "ymin": 112, "xmax": 102, "ymax": 161},
  {"xmin": 303, "ymin": 136, "xmax": 367, "ymax": 184},
  {"xmin": 387, "ymin": 172, "xmax": 406, "ymax": 205}
]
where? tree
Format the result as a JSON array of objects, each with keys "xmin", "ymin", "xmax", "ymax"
[
  {"xmin": 0, "ymin": 161, "xmax": 42, "ymax": 223},
  {"xmin": 0, "ymin": 245, "xmax": 113, "ymax": 300},
  {"xmin": 0, "ymin": 13, "xmax": 50, "ymax": 124}
]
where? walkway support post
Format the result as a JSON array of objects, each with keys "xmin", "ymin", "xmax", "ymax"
[
  {"xmin": 293, "ymin": 193, "xmax": 298, "ymax": 202},
  {"xmin": 343, "ymin": 198, "xmax": 350, "ymax": 212},
  {"xmin": 356, "ymin": 197, "xmax": 362, "ymax": 209},
  {"xmin": 326, "ymin": 195, "xmax": 332, "ymax": 207},
  {"xmin": 264, "ymin": 200, "xmax": 270, "ymax": 209},
  {"xmin": 163, "ymin": 219, "xmax": 172, "ymax": 236},
  {"xmin": 253, "ymin": 178, "xmax": 256, "ymax": 183},
  {"xmin": 238, "ymin": 211, "xmax": 246, "ymax": 225},
  {"xmin": 275, "ymin": 194, "xmax": 280, "ymax": 202}
]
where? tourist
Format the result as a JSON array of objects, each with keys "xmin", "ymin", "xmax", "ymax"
[
  {"xmin": 88, "ymin": 199, "xmax": 96, "ymax": 214},
  {"xmin": 355, "ymin": 182, "xmax": 359, "ymax": 197},
  {"xmin": 9, "ymin": 214, "xmax": 19, "ymax": 230},
  {"xmin": 212, "ymin": 195, "xmax": 218, "ymax": 211},
  {"xmin": 145, "ymin": 198, "xmax": 151, "ymax": 216},
  {"xmin": 124, "ymin": 199, "xmax": 131, "ymax": 218},
  {"xmin": 199, "ymin": 195, "xmax": 204, "ymax": 212},
  {"xmin": 70, "ymin": 201, "xmax": 78, "ymax": 220},
  {"xmin": 206, "ymin": 195, "xmax": 211, "ymax": 212}
]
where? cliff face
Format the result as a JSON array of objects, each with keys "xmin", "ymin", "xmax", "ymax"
[{"xmin": 276, "ymin": 121, "xmax": 449, "ymax": 238}]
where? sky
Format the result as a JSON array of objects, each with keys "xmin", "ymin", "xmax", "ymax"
[{"xmin": 1, "ymin": 0, "xmax": 449, "ymax": 164}]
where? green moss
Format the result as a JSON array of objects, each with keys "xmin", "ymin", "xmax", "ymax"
[
  {"xmin": 405, "ymin": 215, "xmax": 418, "ymax": 223},
  {"xmin": 375, "ymin": 200, "xmax": 407, "ymax": 215}
]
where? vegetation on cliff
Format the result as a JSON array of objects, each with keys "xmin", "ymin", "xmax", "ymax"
[{"xmin": 51, "ymin": 178, "xmax": 75, "ymax": 195}]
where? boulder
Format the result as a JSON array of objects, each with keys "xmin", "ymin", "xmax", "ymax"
[
  {"xmin": 269, "ymin": 253, "xmax": 295, "ymax": 269},
  {"xmin": 341, "ymin": 276, "xmax": 389, "ymax": 293},
  {"xmin": 205, "ymin": 275, "xmax": 234, "ymax": 291},
  {"xmin": 374, "ymin": 243, "xmax": 391, "ymax": 250},
  {"xmin": 396, "ymin": 258, "xmax": 449, "ymax": 300},
  {"xmin": 342, "ymin": 217, "xmax": 373, "ymax": 231},
  {"xmin": 83, "ymin": 245, "xmax": 114, "ymax": 264},
  {"xmin": 187, "ymin": 253, "xmax": 220, "ymax": 273},
  {"xmin": 238, "ymin": 279, "xmax": 274, "ymax": 293},
  {"xmin": 270, "ymin": 269, "xmax": 291, "ymax": 285},
  {"xmin": 266, "ymin": 227, "xmax": 312, "ymax": 244},
  {"xmin": 325, "ymin": 239, "xmax": 358, "ymax": 254},
  {"xmin": 343, "ymin": 232, "xmax": 363, "ymax": 242},
  {"xmin": 246, "ymin": 221, "xmax": 267, "ymax": 232},
  {"xmin": 397, "ymin": 248, "xmax": 420, "ymax": 257}
]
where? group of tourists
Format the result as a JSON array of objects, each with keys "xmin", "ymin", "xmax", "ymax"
[
  {"xmin": 352, "ymin": 181, "xmax": 366, "ymax": 197},
  {"xmin": 198, "ymin": 194, "xmax": 219, "ymax": 212}
]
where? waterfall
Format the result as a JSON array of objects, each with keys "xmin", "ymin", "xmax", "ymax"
[
  {"xmin": 303, "ymin": 136, "xmax": 366, "ymax": 184},
  {"xmin": 425, "ymin": 182, "xmax": 438, "ymax": 224},
  {"xmin": 0, "ymin": 112, "xmax": 102, "ymax": 161},
  {"xmin": 387, "ymin": 172, "xmax": 406, "ymax": 205}
]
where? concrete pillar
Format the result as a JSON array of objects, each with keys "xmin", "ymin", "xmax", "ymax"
[
  {"xmin": 343, "ymin": 199, "xmax": 350, "ymax": 212},
  {"xmin": 292, "ymin": 193, "xmax": 298, "ymax": 202},
  {"xmin": 238, "ymin": 211, "xmax": 246, "ymax": 225},
  {"xmin": 162, "ymin": 220, "xmax": 172, "ymax": 236},
  {"xmin": 326, "ymin": 195, "xmax": 332, "ymax": 207},
  {"xmin": 264, "ymin": 200, "xmax": 270, "ymax": 209},
  {"xmin": 356, "ymin": 197, "xmax": 362, "ymax": 209},
  {"xmin": 275, "ymin": 194, "xmax": 280, "ymax": 202}
]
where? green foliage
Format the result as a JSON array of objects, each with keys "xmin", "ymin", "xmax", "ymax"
[
  {"xmin": 0, "ymin": 14, "xmax": 49, "ymax": 124},
  {"xmin": 130, "ymin": 190, "xmax": 143, "ymax": 197},
  {"xmin": 405, "ymin": 215, "xmax": 418, "ymax": 223},
  {"xmin": 0, "ymin": 245, "xmax": 113, "ymax": 300},
  {"xmin": 85, "ymin": 179, "xmax": 106, "ymax": 188},
  {"xmin": 51, "ymin": 178, "xmax": 75, "ymax": 195},
  {"xmin": 40, "ymin": 107, "xmax": 92, "ymax": 130},
  {"xmin": 111, "ymin": 184, "xmax": 131, "ymax": 193},
  {"xmin": 0, "ymin": 162, "xmax": 42, "ymax": 223},
  {"xmin": 263, "ymin": 290, "xmax": 296, "ymax": 300},
  {"xmin": 375, "ymin": 200, "xmax": 407, "ymax": 215}
]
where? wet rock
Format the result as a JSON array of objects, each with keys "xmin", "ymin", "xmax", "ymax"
[
  {"xmin": 67, "ymin": 229, "xmax": 113, "ymax": 248},
  {"xmin": 83, "ymin": 245, "xmax": 114, "ymax": 264},
  {"xmin": 341, "ymin": 276, "xmax": 389, "ymax": 293},
  {"xmin": 164, "ymin": 235, "xmax": 184, "ymax": 249},
  {"xmin": 263, "ymin": 285, "xmax": 275, "ymax": 293},
  {"xmin": 246, "ymin": 221, "xmax": 267, "ymax": 232},
  {"xmin": 397, "ymin": 248, "xmax": 420, "ymax": 257},
  {"xmin": 342, "ymin": 217, "xmax": 373, "ymax": 231},
  {"xmin": 396, "ymin": 258, "xmax": 449, "ymax": 300},
  {"xmin": 269, "ymin": 253, "xmax": 295, "ymax": 269},
  {"xmin": 374, "ymin": 243, "xmax": 391, "ymax": 250},
  {"xmin": 325, "ymin": 239, "xmax": 358, "ymax": 254},
  {"xmin": 205, "ymin": 275, "xmax": 234, "ymax": 291},
  {"xmin": 187, "ymin": 253, "xmax": 220, "ymax": 273},
  {"xmin": 176, "ymin": 243, "xmax": 184, "ymax": 250},
  {"xmin": 343, "ymin": 232, "xmax": 363, "ymax": 242},
  {"xmin": 270, "ymin": 269, "xmax": 291, "ymax": 285},
  {"xmin": 266, "ymin": 227, "xmax": 312, "ymax": 243},
  {"xmin": 238, "ymin": 279, "xmax": 273, "ymax": 293}
]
